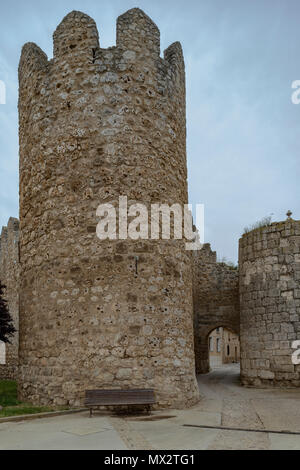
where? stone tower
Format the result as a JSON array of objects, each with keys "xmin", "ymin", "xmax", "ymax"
[
  {"xmin": 239, "ymin": 219, "xmax": 300, "ymax": 387},
  {"xmin": 18, "ymin": 9, "xmax": 199, "ymax": 407}
]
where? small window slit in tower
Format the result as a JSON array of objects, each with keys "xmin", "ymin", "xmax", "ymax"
[{"xmin": 135, "ymin": 256, "xmax": 139, "ymax": 276}]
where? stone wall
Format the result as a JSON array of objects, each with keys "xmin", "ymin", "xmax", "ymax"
[
  {"xmin": 193, "ymin": 244, "xmax": 240, "ymax": 374},
  {"xmin": 239, "ymin": 219, "xmax": 300, "ymax": 387},
  {"xmin": 0, "ymin": 217, "xmax": 19, "ymax": 379},
  {"xmin": 18, "ymin": 9, "xmax": 199, "ymax": 407}
]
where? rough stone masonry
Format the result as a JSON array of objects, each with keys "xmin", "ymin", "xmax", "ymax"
[
  {"xmin": 17, "ymin": 9, "xmax": 199, "ymax": 407},
  {"xmin": 192, "ymin": 243, "xmax": 240, "ymax": 374},
  {"xmin": 239, "ymin": 220, "xmax": 300, "ymax": 387},
  {"xmin": 0, "ymin": 218, "xmax": 19, "ymax": 380}
]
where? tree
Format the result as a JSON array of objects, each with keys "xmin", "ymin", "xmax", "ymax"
[{"xmin": 0, "ymin": 282, "xmax": 16, "ymax": 343}]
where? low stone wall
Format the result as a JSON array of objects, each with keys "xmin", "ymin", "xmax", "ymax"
[{"xmin": 239, "ymin": 219, "xmax": 300, "ymax": 387}]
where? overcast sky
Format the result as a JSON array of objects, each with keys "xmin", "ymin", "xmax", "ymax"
[{"xmin": 0, "ymin": 0, "xmax": 299, "ymax": 263}]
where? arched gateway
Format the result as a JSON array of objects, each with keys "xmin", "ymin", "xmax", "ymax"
[{"xmin": 192, "ymin": 244, "xmax": 240, "ymax": 374}]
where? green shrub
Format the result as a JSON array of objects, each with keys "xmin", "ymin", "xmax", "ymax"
[{"xmin": 243, "ymin": 215, "xmax": 272, "ymax": 234}]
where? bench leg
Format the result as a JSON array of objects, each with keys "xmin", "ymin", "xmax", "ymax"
[{"xmin": 89, "ymin": 408, "xmax": 93, "ymax": 418}]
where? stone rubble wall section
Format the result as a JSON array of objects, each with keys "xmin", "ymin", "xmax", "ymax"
[
  {"xmin": 239, "ymin": 220, "xmax": 300, "ymax": 387},
  {"xmin": 0, "ymin": 218, "xmax": 20, "ymax": 379},
  {"xmin": 18, "ymin": 9, "xmax": 199, "ymax": 407},
  {"xmin": 192, "ymin": 244, "xmax": 240, "ymax": 374}
]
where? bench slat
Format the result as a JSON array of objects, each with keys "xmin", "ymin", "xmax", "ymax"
[
  {"xmin": 85, "ymin": 400, "xmax": 155, "ymax": 405},
  {"xmin": 84, "ymin": 389, "xmax": 156, "ymax": 407}
]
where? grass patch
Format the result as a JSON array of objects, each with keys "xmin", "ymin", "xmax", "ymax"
[
  {"xmin": 0, "ymin": 404, "xmax": 56, "ymax": 418},
  {"xmin": 0, "ymin": 380, "xmax": 19, "ymax": 407},
  {"xmin": 0, "ymin": 380, "xmax": 68, "ymax": 418}
]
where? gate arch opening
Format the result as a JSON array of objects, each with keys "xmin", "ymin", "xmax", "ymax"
[
  {"xmin": 207, "ymin": 326, "xmax": 240, "ymax": 370},
  {"xmin": 194, "ymin": 320, "xmax": 240, "ymax": 374}
]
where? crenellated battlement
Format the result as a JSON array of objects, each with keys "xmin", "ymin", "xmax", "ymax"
[
  {"xmin": 116, "ymin": 8, "xmax": 160, "ymax": 56},
  {"xmin": 193, "ymin": 243, "xmax": 217, "ymax": 264},
  {"xmin": 53, "ymin": 11, "xmax": 100, "ymax": 60},
  {"xmin": 18, "ymin": 9, "xmax": 184, "ymax": 93}
]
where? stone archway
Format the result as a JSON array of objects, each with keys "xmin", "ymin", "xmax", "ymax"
[
  {"xmin": 195, "ymin": 321, "xmax": 240, "ymax": 374},
  {"xmin": 192, "ymin": 244, "xmax": 240, "ymax": 374}
]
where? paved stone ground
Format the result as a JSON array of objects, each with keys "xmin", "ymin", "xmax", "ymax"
[
  {"xmin": 0, "ymin": 414, "xmax": 127, "ymax": 450},
  {"xmin": 1, "ymin": 364, "xmax": 300, "ymax": 449}
]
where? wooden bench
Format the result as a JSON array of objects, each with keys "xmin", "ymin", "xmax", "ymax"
[{"xmin": 85, "ymin": 389, "xmax": 156, "ymax": 417}]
